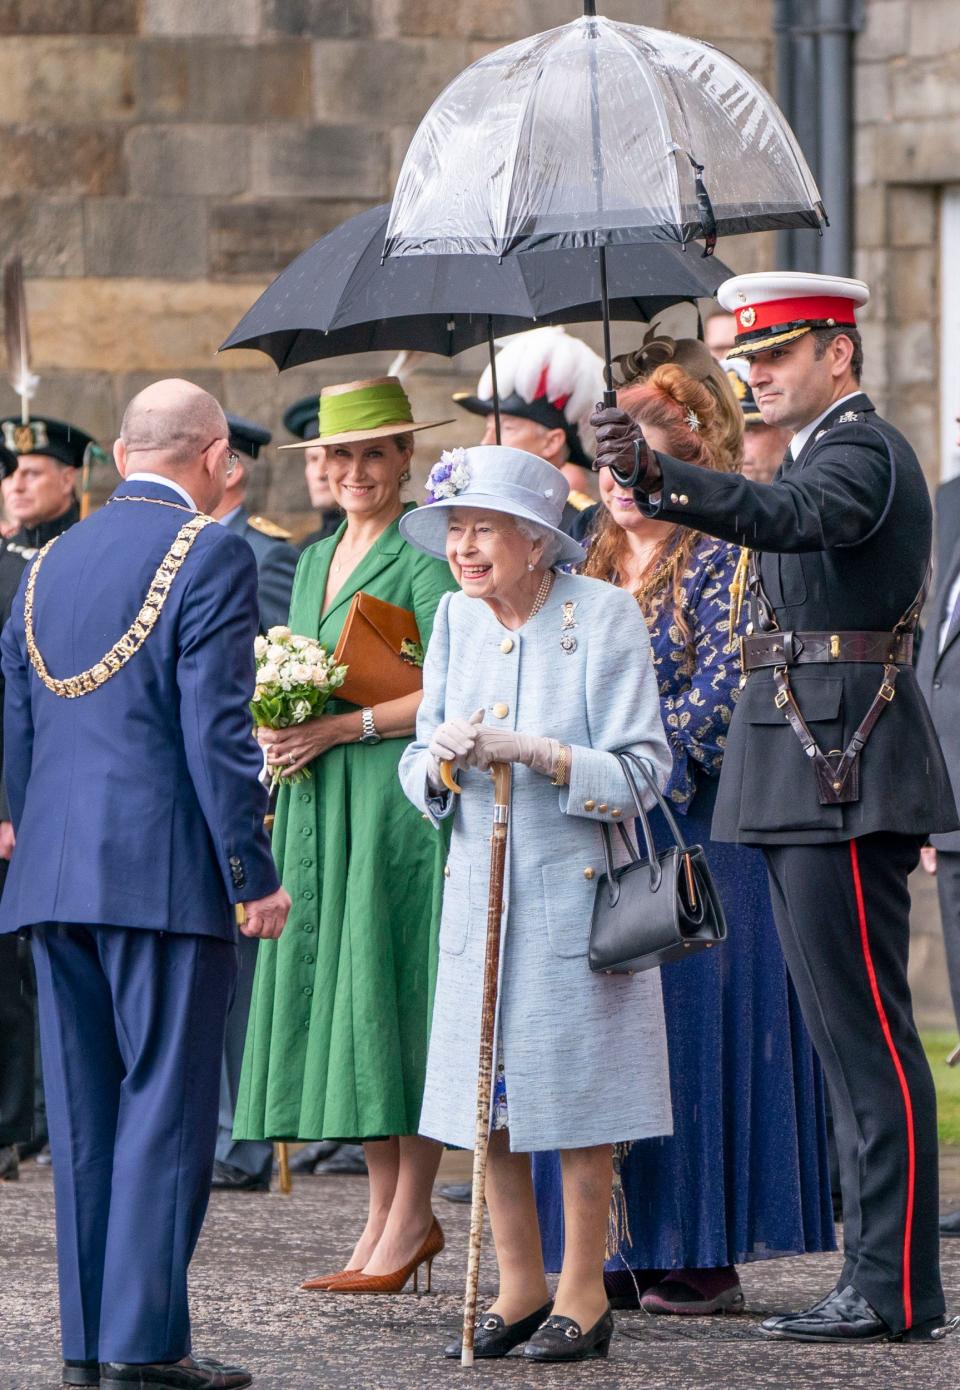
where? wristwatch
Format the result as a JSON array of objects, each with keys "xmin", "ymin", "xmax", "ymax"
[{"xmin": 360, "ymin": 707, "xmax": 381, "ymax": 745}]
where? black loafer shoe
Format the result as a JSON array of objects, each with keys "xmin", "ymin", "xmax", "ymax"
[
  {"xmin": 940, "ymin": 1209, "xmax": 960, "ymax": 1237},
  {"xmin": 62, "ymin": 1360, "xmax": 99, "ymax": 1387},
  {"xmin": 210, "ymin": 1160, "xmax": 269, "ymax": 1193},
  {"xmin": 311, "ymin": 1143, "xmax": 367, "ymax": 1176},
  {"xmin": 289, "ymin": 1141, "xmax": 340, "ymax": 1174},
  {"xmin": 438, "ymin": 1183, "xmax": 472, "ymax": 1205},
  {"xmin": 758, "ymin": 1284, "xmax": 889, "ymax": 1343},
  {"xmin": 444, "ymin": 1301, "xmax": 553, "ymax": 1359},
  {"xmin": 100, "ymin": 1356, "xmax": 252, "ymax": 1389},
  {"xmin": 523, "ymin": 1307, "xmax": 614, "ymax": 1362}
]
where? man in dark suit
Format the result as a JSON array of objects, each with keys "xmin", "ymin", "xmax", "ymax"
[
  {"xmin": 593, "ymin": 272, "xmax": 957, "ymax": 1345},
  {"xmin": 0, "ymin": 379, "xmax": 291, "ymax": 1389},
  {"xmin": 917, "ymin": 452, "xmax": 960, "ymax": 1239}
]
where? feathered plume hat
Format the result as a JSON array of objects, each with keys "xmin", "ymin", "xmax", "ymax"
[{"xmin": 453, "ymin": 326, "xmax": 605, "ymax": 468}]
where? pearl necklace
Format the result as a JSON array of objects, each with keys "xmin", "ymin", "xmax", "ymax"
[{"xmin": 526, "ymin": 569, "xmax": 553, "ymax": 623}]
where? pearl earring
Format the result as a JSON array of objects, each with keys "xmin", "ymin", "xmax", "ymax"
[
  {"xmin": 528, "ymin": 562, "xmax": 535, "ymax": 571},
  {"xmin": 400, "ymin": 469, "xmax": 411, "ymax": 482}
]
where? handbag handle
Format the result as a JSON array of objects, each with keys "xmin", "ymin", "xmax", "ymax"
[
  {"xmin": 597, "ymin": 751, "xmax": 664, "ymax": 902},
  {"xmin": 617, "ymin": 750, "xmax": 691, "ymax": 854}
]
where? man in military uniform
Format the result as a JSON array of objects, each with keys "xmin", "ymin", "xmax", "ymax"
[
  {"xmin": 454, "ymin": 326, "xmax": 602, "ymax": 533},
  {"xmin": 0, "ymin": 416, "xmax": 96, "ymax": 1182},
  {"xmin": 209, "ymin": 414, "xmax": 297, "ymax": 1193},
  {"xmin": 592, "ymin": 272, "xmax": 957, "ymax": 1344},
  {"xmin": 283, "ymin": 396, "xmax": 342, "ymax": 552},
  {"xmin": 722, "ymin": 355, "xmax": 792, "ymax": 484}
]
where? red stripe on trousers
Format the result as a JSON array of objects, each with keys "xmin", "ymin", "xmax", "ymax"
[{"xmin": 848, "ymin": 838, "xmax": 915, "ymax": 1330}]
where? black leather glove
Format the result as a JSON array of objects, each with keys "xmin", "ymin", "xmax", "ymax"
[{"xmin": 590, "ymin": 405, "xmax": 662, "ymax": 493}]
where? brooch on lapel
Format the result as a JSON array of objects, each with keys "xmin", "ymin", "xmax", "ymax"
[{"xmin": 560, "ymin": 600, "xmax": 578, "ymax": 653}]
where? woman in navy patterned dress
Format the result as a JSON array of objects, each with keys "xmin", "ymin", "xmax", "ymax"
[{"xmin": 533, "ymin": 355, "xmax": 835, "ymax": 1314}]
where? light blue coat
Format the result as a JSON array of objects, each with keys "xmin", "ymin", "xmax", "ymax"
[{"xmin": 399, "ymin": 570, "xmax": 674, "ymax": 1151}]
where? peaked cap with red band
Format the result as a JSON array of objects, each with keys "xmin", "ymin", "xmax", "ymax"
[{"xmin": 717, "ymin": 272, "xmax": 870, "ymax": 359}]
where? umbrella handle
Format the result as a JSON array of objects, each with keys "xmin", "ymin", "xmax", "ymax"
[{"xmin": 439, "ymin": 759, "xmax": 461, "ymax": 795}]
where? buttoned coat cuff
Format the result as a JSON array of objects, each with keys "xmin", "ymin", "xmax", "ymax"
[{"xmin": 560, "ymin": 746, "xmax": 652, "ymax": 824}]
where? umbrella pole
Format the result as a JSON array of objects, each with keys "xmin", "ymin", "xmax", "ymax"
[
  {"xmin": 461, "ymin": 761, "xmax": 511, "ymax": 1369},
  {"xmin": 487, "ymin": 315, "xmax": 502, "ymax": 444},
  {"xmin": 598, "ymin": 244, "xmax": 617, "ymax": 408}
]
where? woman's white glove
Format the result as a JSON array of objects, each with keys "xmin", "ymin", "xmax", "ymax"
[
  {"xmin": 469, "ymin": 724, "xmax": 560, "ymax": 777},
  {"xmin": 427, "ymin": 709, "xmax": 485, "ymax": 790}
]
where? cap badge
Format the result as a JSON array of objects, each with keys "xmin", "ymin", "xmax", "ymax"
[
  {"xmin": 2, "ymin": 420, "xmax": 49, "ymax": 454},
  {"xmin": 838, "ymin": 410, "xmax": 861, "ymax": 424},
  {"xmin": 739, "ymin": 307, "xmax": 756, "ymax": 329}
]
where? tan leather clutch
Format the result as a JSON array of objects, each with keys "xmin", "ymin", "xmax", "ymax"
[{"xmin": 332, "ymin": 592, "xmax": 423, "ymax": 707}]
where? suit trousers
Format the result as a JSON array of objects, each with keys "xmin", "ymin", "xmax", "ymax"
[
  {"xmin": 935, "ymin": 850, "xmax": 960, "ymax": 1032},
  {"xmin": 0, "ymin": 932, "xmax": 35, "ymax": 1146},
  {"xmin": 763, "ymin": 834, "xmax": 943, "ymax": 1334},
  {"xmin": 216, "ymin": 930, "xmax": 273, "ymax": 1180},
  {"xmin": 31, "ymin": 923, "xmax": 237, "ymax": 1363}
]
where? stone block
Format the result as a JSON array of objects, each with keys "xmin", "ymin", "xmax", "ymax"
[
  {"xmin": 137, "ymin": 39, "xmax": 313, "ymax": 122},
  {"xmin": 262, "ymin": 0, "xmax": 373, "ymax": 36},
  {"xmin": 888, "ymin": 185, "xmax": 937, "ymax": 248},
  {"xmin": 143, "ymin": 0, "xmax": 260, "ymax": 36},
  {"xmin": 251, "ymin": 125, "xmax": 389, "ymax": 199},
  {"xmin": 853, "ymin": 124, "xmax": 876, "ymax": 187},
  {"xmin": 0, "ymin": 197, "xmax": 84, "ymax": 275},
  {"xmin": 714, "ymin": 38, "xmax": 771, "ymax": 81},
  {"xmin": 908, "ymin": 0, "xmax": 960, "ymax": 56},
  {"xmin": 126, "ymin": 126, "xmax": 250, "ymax": 197},
  {"xmin": 887, "ymin": 247, "xmax": 937, "ymax": 322},
  {"xmin": 0, "ymin": 0, "xmax": 138, "ymax": 32},
  {"xmin": 889, "ymin": 318, "xmax": 936, "ymax": 386},
  {"xmin": 84, "ymin": 199, "xmax": 208, "ymax": 278},
  {"xmin": 856, "ymin": 0, "xmax": 908, "ymax": 60},
  {"xmin": 0, "ymin": 127, "xmax": 124, "ymax": 196},
  {"xmin": 892, "ymin": 54, "xmax": 960, "ymax": 120},
  {"xmin": 854, "ymin": 61, "xmax": 890, "ymax": 126},
  {"xmin": 395, "ymin": 0, "xmax": 521, "ymax": 40},
  {"xmin": 854, "ymin": 185, "xmax": 887, "ymax": 249},
  {"xmin": 209, "ymin": 199, "xmax": 374, "ymax": 276},
  {"xmin": 520, "ymin": 0, "xmax": 669, "ymax": 24},
  {"xmin": 875, "ymin": 118, "xmax": 960, "ymax": 183},
  {"xmin": 857, "ymin": 320, "xmax": 888, "ymax": 385},
  {"xmin": 25, "ymin": 278, "xmax": 271, "ymax": 373},
  {"xmin": 311, "ymin": 39, "xmax": 472, "ymax": 126},
  {"xmin": 667, "ymin": 0, "xmax": 773, "ymax": 40},
  {"xmin": 0, "ymin": 39, "xmax": 136, "ymax": 122}
]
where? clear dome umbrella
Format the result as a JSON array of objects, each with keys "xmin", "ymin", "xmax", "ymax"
[{"xmin": 384, "ymin": 5, "xmax": 825, "ymax": 401}]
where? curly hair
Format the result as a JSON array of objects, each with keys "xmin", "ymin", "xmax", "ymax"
[{"xmin": 583, "ymin": 362, "xmax": 736, "ymax": 660}]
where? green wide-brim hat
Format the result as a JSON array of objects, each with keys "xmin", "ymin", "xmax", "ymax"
[{"xmin": 279, "ymin": 376, "xmax": 451, "ymax": 450}]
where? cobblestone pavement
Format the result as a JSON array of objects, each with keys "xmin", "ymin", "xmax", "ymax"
[{"xmin": 3, "ymin": 1162, "xmax": 960, "ymax": 1390}]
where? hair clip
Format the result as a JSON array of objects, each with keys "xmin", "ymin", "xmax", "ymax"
[{"xmin": 685, "ymin": 409, "xmax": 700, "ymax": 432}]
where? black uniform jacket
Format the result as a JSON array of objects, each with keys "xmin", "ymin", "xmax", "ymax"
[
  {"xmin": 916, "ymin": 476, "xmax": 960, "ymax": 853},
  {"xmin": 641, "ymin": 393, "xmax": 957, "ymax": 846}
]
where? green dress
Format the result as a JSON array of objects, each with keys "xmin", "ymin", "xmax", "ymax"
[{"xmin": 234, "ymin": 507, "xmax": 457, "ymax": 1141}]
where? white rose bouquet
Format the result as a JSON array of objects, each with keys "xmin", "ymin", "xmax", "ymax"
[{"xmin": 251, "ymin": 625, "xmax": 347, "ymax": 787}]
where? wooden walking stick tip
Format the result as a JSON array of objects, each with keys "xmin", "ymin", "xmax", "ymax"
[{"xmin": 460, "ymin": 1348, "xmax": 474, "ymax": 1369}]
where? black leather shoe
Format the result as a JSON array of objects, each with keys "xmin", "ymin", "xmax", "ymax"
[
  {"xmin": 759, "ymin": 1284, "xmax": 890, "ymax": 1343},
  {"xmin": 438, "ymin": 1182, "xmax": 472, "ymax": 1204},
  {"xmin": 311, "ymin": 1143, "xmax": 367, "ymax": 1175},
  {"xmin": 62, "ymin": 1360, "xmax": 99, "ymax": 1387},
  {"xmin": 523, "ymin": 1307, "xmax": 614, "ymax": 1362},
  {"xmin": 940, "ymin": 1209, "xmax": 960, "ymax": 1237},
  {"xmin": 444, "ymin": 1301, "xmax": 553, "ymax": 1359},
  {"xmin": 289, "ymin": 1141, "xmax": 340, "ymax": 1174},
  {"xmin": 210, "ymin": 1160, "xmax": 269, "ymax": 1193},
  {"xmin": 100, "ymin": 1356, "xmax": 252, "ymax": 1389}
]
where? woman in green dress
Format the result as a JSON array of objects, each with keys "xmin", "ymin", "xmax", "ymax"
[{"xmin": 235, "ymin": 377, "xmax": 457, "ymax": 1292}]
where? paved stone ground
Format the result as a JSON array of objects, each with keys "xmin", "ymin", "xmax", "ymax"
[{"xmin": 3, "ymin": 1160, "xmax": 960, "ymax": 1390}]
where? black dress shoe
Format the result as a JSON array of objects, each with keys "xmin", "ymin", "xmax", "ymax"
[
  {"xmin": 100, "ymin": 1356, "xmax": 252, "ymax": 1389},
  {"xmin": 62, "ymin": 1360, "xmax": 99, "ymax": 1387},
  {"xmin": 210, "ymin": 1160, "xmax": 269, "ymax": 1193},
  {"xmin": 523, "ymin": 1307, "xmax": 614, "ymax": 1362},
  {"xmin": 288, "ymin": 1141, "xmax": 340, "ymax": 1174},
  {"xmin": 438, "ymin": 1182, "xmax": 472, "ymax": 1204},
  {"xmin": 940, "ymin": 1208, "xmax": 960, "ymax": 1237},
  {"xmin": 311, "ymin": 1143, "xmax": 367, "ymax": 1175},
  {"xmin": 444, "ymin": 1301, "xmax": 553, "ymax": 1359},
  {"xmin": 759, "ymin": 1284, "xmax": 892, "ymax": 1343}
]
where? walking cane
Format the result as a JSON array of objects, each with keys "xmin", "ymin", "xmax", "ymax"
[{"xmin": 441, "ymin": 758, "xmax": 512, "ymax": 1368}]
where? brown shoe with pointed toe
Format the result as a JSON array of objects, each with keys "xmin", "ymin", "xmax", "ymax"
[{"xmin": 331, "ymin": 1217, "xmax": 444, "ymax": 1294}]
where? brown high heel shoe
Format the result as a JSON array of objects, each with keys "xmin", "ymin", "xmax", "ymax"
[
  {"xmin": 301, "ymin": 1269, "xmax": 361, "ymax": 1291},
  {"xmin": 331, "ymin": 1217, "xmax": 444, "ymax": 1294}
]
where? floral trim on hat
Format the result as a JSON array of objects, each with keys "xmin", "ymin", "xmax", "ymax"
[{"xmin": 425, "ymin": 448, "xmax": 471, "ymax": 504}]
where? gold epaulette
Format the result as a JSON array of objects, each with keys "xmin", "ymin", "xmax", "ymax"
[
  {"xmin": 567, "ymin": 489, "xmax": 594, "ymax": 512},
  {"xmin": 247, "ymin": 515, "xmax": 292, "ymax": 540}
]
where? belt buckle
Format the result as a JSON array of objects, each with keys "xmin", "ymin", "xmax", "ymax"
[
  {"xmin": 880, "ymin": 681, "xmax": 895, "ymax": 702},
  {"xmin": 739, "ymin": 635, "xmax": 748, "ymax": 672},
  {"xmin": 774, "ymin": 688, "xmax": 790, "ymax": 709},
  {"xmin": 829, "ymin": 634, "xmax": 840, "ymax": 659}
]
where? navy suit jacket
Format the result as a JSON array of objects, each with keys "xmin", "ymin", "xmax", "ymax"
[
  {"xmin": 221, "ymin": 506, "xmax": 297, "ymax": 632},
  {"xmin": 0, "ymin": 478, "xmax": 279, "ymax": 938}
]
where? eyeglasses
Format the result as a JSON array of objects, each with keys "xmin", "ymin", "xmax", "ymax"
[{"xmin": 200, "ymin": 438, "xmax": 241, "ymax": 476}]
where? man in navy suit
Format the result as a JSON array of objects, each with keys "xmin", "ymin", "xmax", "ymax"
[{"xmin": 0, "ymin": 379, "xmax": 291, "ymax": 1390}]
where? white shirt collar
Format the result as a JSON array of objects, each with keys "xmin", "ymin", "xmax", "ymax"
[
  {"xmin": 789, "ymin": 392, "xmax": 862, "ymax": 460},
  {"xmin": 125, "ymin": 471, "xmax": 199, "ymax": 512}
]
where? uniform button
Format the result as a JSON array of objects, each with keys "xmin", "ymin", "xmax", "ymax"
[
  {"xmin": 443, "ymin": 865, "xmax": 450, "ymax": 877},
  {"xmin": 583, "ymin": 867, "xmax": 595, "ymax": 880},
  {"xmin": 302, "ymin": 923, "xmax": 314, "ymax": 933},
  {"xmin": 303, "ymin": 889, "xmax": 314, "ymax": 900},
  {"xmin": 598, "ymin": 803, "xmax": 608, "ymax": 812},
  {"xmin": 611, "ymin": 808, "xmax": 622, "ymax": 818},
  {"xmin": 303, "ymin": 986, "xmax": 313, "ymax": 996},
  {"xmin": 492, "ymin": 702, "xmax": 509, "ymax": 719},
  {"xmin": 583, "ymin": 799, "xmax": 596, "ymax": 811},
  {"xmin": 670, "ymin": 493, "xmax": 679, "ymax": 504},
  {"xmin": 301, "ymin": 858, "xmax": 312, "ymax": 867},
  {"xmin": 679, "ymin": 494, "xmax": 689, "ymax": 505},
  {"xmin": 302, "ymin": 954, "xmax": 314, "ymax": 964},
  {"xmin": 300, "ymin": 792, "xmax": 311, "ymax": 803},
  {"xmin": 500, "ymin": 638, "xmax": 514, "ymax": 654}
]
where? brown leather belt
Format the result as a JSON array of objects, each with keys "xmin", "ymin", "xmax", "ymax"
[{"xmin": 740, "ymin": 629, "xmax": 914, "ymax": 672}]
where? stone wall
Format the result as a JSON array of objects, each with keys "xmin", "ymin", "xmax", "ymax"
[{"xmin": 0, "ymin": 0, "xmax": 774, "ymax": 527}]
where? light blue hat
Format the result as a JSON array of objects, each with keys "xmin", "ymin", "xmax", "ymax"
[{"xmin": 399, "ymin": 444, "xmax": 586, "ymax": 567}]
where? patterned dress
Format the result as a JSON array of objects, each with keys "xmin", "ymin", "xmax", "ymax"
[{"xmin": 533, "ymin": 534, "xmax": 836, "ymax": 1270}]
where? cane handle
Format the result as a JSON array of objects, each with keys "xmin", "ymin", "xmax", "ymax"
[{"xmin": 439, "ymin": 758, "xmax": 461, "ymax": 794}]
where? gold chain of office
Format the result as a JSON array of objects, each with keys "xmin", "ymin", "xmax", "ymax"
[{"xmin": 24, "ymin": 497, "xmax": 215, "ymax": 699}]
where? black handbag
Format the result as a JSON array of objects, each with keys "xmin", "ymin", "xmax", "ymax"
[{"xmin": 588, "ymin": 750, "xmax": 727, "ymax": 974}]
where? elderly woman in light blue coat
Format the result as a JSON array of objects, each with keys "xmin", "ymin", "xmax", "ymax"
[{"xmin": 398, "ymin": 445, "xmax": 673, "ymax": 1365}]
